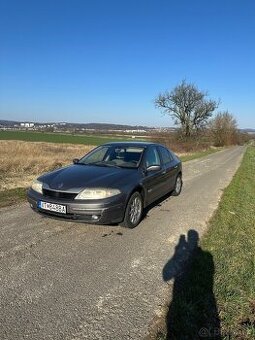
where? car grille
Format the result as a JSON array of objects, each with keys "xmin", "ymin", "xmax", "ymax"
[{"xmin": 43, "ymin": 189, "xmax": 77, "ymax": 200}]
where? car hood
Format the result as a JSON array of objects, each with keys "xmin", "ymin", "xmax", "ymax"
[{"xmin": 39, "ymin": 164, "xmax": 138, "ymax": 192}]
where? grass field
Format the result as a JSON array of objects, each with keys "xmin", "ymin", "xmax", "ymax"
[
  {"xmin": 0, "ymin": 140, "xmax": 92, "ymax": 191},
  {"xmin": 161, "ymin": 146, "xmax": 255, "ymax": 339},
  {"xmin": 0, "ymin": 130, "xmax": 137, "ymax": 145}
]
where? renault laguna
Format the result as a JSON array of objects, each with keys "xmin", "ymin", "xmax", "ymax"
[{"xmin": 27, "ymin": 142, "xmax": 182, "ymax": 228}]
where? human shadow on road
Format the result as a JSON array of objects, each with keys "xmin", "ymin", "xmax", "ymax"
[{"xmin": 162, "ymin": 230, "xmax": 221, "ymax": 339}]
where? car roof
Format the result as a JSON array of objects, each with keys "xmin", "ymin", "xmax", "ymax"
[{"xmin": 102, "ymin": 141, "xmax": 160, "ymax": 148}]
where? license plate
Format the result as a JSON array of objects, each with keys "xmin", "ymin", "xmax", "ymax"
[{"xmin": 38, "ymin": 201, "xmax": 66, "ymax": 214}]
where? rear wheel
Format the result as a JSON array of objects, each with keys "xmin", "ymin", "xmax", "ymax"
[
  {"xmin": 172, "ymin": 174, "xmax": 182, "ymax": 196},
  {"xmin": 121, "ymin": 192, "xmax": 143, "ymax": 228}
]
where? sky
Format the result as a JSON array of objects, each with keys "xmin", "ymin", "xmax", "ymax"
[{"xmin": 0, "ymin": 0, "xmax": 254, "ymax": 128}]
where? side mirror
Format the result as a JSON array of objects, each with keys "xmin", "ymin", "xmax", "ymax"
[
  {"xmin": 73, "ymin": 158, "xmax": 79, "ymax": 164},
  {"xmin": 146, "ymin": 165, "xmax": 161, "ymax": 172}
]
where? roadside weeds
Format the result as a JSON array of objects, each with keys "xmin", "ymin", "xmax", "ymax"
[{"xmin": 0, "ymin": 187, "xmax": 27, "ymax": 208}]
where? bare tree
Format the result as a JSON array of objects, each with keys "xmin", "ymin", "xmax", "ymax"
[
  {"xmin": 155, "ymin": 80, "xmax": 218, "ymax": 138},
  {"xmin": 210, "ymin": 111, "xmax": 238, "ymax": 146}
]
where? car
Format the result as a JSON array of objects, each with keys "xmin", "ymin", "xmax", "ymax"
[{"xmin": 27, "ymin": 142, "xmax": 182, "ymax": 228}]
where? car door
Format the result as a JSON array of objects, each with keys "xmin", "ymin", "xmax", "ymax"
[
  {"xmin": 142, "ymin": 146, "xmax": 166, "ymax": 205},
  {"xmin": 158, "ymin": 146, "xmax": 178, "ymax": 192}
]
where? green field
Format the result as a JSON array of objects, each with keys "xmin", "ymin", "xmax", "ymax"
[{"xmin": 0, "ymin": 130, "xmax": 139, "ymax": 145}]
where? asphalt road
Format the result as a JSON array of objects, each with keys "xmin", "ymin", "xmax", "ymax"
[{"xmin": 0, "ymin": 146, "xmax": 245, "ymax": 340}]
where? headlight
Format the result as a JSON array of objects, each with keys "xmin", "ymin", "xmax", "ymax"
[
  {"xmin": 31, "ymin": 179, "xmax": 43, "ymax": 194},
  {"xmin": 75, "ymin": 188, "xmax": 121, "ymax": 200}
]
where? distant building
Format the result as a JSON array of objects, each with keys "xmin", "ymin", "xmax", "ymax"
[
  {"xmin": 124, "ymin": 129, "xmax": 147, "ymax": 133},
  {"xmin": 20, "ymin": 122, "xmax": 34, "ymax": 128}
]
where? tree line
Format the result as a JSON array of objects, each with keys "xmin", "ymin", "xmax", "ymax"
[{"xmin": 154, "ymin": 80, "xmax": 240, "ymax": 147}]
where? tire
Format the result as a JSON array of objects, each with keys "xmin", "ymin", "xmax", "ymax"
[
  {"xmin": 172, "ymin": 174, "xmax": 182, "ymax": 196},
  {"xmin": 120, "ymin": 192, "xmax": 143, "ymax": 228}
]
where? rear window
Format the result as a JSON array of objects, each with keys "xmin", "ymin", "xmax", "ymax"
[{"xmin": 159, "ymin": 146, "xmax": 173, "ymax": 165}]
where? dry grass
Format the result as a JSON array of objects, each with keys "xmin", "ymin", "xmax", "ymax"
[
  {"xmin": 151, "ymin": 133, "xmax": 212, "ymax": 154},
  {"xmin": 0, "ymin": 141, "xmax": 93, "ymax": 191}
]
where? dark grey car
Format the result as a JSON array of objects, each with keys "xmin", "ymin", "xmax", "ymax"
[{"xmin": 27, "ymin": 142, "xmax": 182, "ymax": 228}]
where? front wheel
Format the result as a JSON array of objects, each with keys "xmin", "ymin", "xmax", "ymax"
[
  {"xmin": 172, "ymin": 174, "xmax": 182, "ymax": 196},
  {"xmin": 120, "ymin": 192, "xmax": 143, "ymax": 228}
]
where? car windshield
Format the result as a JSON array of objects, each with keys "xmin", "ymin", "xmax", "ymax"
[{"xmin": 78, "ymin": 145, "xmax": 145, "ymax": 168}]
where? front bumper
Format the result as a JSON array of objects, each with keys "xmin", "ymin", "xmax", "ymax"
[{"xmin": 27, "ymin": 189, "xmax": 126, "ymax": 224}]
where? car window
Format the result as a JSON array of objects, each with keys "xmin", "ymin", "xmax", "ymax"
[
  {"xmin": 144, "ymin": 146, "xmax": 161, "ymax": 168},
  {"xmin": 81, "ymin": 146, "xmax": 109, "ymax": 163},
  {"xmin": 79, "ymin": 145, "xmax": 144, "ymax": 168},
  {"xmin": 106, "ymin": 147, "xmax": 144, "ymax": 167},
  {"xmin": 159, "ymin": 146, "xmax": 173, "ymax": 165}
]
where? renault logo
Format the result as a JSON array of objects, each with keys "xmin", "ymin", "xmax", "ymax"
[{"xmin": 58, "ymin": 182, "xmax": 64, "ymax": 189}]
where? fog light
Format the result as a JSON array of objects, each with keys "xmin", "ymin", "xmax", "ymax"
[{"xmin": 92, "ymin": 215, "xmax": 99, "ymax": 220}]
